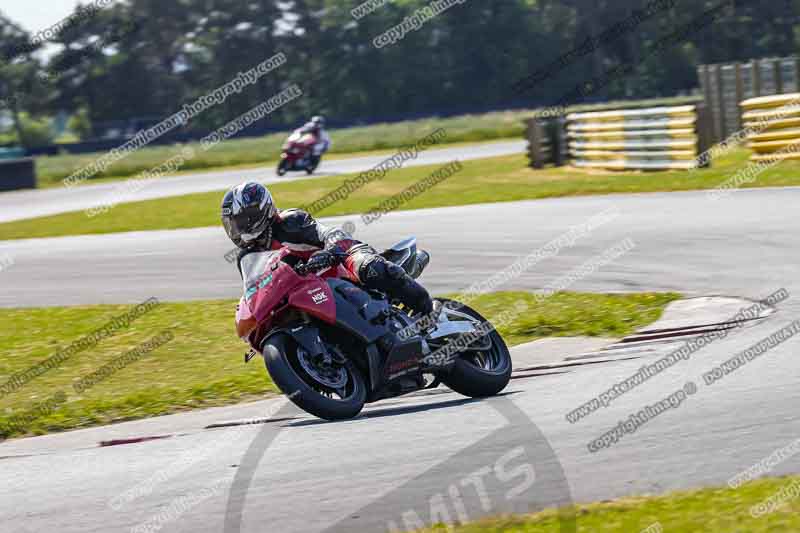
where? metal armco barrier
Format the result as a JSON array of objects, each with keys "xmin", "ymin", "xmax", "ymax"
[
  {"xmin": 741, "ymin": 92, "xmax": 800, "ymax": 162},
  {"xmin": 566, "ymin": 105, "xmax": 706, "ymax": 171},
  {"xmin": 0, "ymin": 158, "xmax": 36, "ymax": 191}
]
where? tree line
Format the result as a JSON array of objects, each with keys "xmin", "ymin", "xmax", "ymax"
[{"xmin": 0, "ymin": 0, "xmax": 797, "ymax": 147}]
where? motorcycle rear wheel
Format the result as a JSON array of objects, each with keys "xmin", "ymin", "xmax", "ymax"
[
  {"xmin": 262, "ymin": 333, "xmax": 366, "ymax": 421},
  {"xmin": 435, "ymin": 299, "xmax": 512, "ymax": 398}
]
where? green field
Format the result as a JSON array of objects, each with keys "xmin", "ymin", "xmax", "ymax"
[
  {"xmin": 2, "ymin": 145, "xmax": 796, "ymax": 241},
  {"xmin": 0, "ymin": 291, "xmax": 678, "ymax": 439},
  {"xmin": 416, "ymin": 475, "xmax": 800, "ymax": 532},
  {"xmin": 33, "ymin": 97, "xmax": 699, "ymax": 188},
  {"xmin": 35, "ymin": 111, "xmax": 531, "ymax": 187}
]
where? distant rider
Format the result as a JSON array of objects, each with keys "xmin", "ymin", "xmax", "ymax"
[
  {"xmin": 295, "ymin": 115, "xmax": 331, "ymax": 170},
  {"xmin": 221, "ymin": 181, "xmax": 433, "ymax": 315}
]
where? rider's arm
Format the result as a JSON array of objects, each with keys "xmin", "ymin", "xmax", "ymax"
[{"xmin": 275, "ymin": 208, "xmax": 359, "ymax": 253}]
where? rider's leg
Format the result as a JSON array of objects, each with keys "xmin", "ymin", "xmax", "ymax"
[{"xmin": 344, "ymin": 247, "xmax": 433, "ymax": 315}]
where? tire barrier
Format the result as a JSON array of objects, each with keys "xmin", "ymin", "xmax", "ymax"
[
  {"xmin": 525, "ymin": 117, "xmax": 567, "ymax": 169},
  {"xmin": 741, "ymin": 93, "xmax": 800, "ymax": 162},
  {"xmin": 699, "ymin": 57, "xmax": 800, "ymax": 142},
  {"xmin": 566, "ymin": 105, "xmax": 703, "ymax": 170},
  {"xmin": 0, "ymin": 158, "xmax": 36, "ymax": 191}
]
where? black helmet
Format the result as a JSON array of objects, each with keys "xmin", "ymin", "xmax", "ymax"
[
  {"xmin": 221, "ymin": 182, "xmax": 277, "ymax": 247},
  {"xmin": 311, "ymin": 115, "xmax": 325, "ymax": 128}
]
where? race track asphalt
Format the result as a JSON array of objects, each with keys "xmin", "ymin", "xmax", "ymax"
[
  {"xmin": 0, "ymin": 140, "xmax": 525, "ymax": 224},
  {"xmin": 1, "ymin": 177, "xmax": 799, "ymax": 531}
]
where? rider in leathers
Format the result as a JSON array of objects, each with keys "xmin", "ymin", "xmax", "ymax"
[{"xmin": 222, "ymin": 181, "xmax": 433, "ymax": 316}]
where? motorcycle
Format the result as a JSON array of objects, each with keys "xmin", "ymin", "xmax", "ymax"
[
  {"xmin": 277, "ymin": 130, "xmax": 319, "ymax": 176},
  {"xmin": 235, "ymin": 237, "xmax": 512, "ymax": 421}
]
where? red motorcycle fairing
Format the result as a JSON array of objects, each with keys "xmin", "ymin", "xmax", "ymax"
[
  {"xmin": 287, "ymin": 279, "xmax": 336, "ymax": 325},
  {"xmin": 237, "ymin": 248, "xmax": 345, "ymax": 340},
  {"xmin": 281, "ymin": 132, "xmax": 318, "ymax": 165}
]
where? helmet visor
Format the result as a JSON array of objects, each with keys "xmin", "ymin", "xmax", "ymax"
[{"xmin": 223, "ymin": 204, "xmax": 269, "ymax": 244}]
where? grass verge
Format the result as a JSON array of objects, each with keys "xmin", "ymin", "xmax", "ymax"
[
  {"xmin": 1, "ymin": 146, "xmax": 795, "ymax": 241},
  {"xmin": 0, "ymin": 291, "xmax": 678, "ymax": 438},
  {"xmin": 415, "ymin": 475, "xmax": 800, "ymax": 532},
  {"xmin": 35, "ymin": 110, "xmax": 531, "ymax": 187},
  {"xmin": 34, "ymin": 96, "xmax": 698, "ymax": 187}
]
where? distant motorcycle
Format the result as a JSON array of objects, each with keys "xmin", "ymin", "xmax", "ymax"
[
  {"xmin": 277, "ymin": 130, "xmax": 318, "ymax": 176},
  {"xmin": 235, "ymin": 237, "xmax": 512, "ymax": 421}
]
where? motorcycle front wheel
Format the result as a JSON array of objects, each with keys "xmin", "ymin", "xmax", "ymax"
[
  {"xmin": 435, "ymin": 298, "xmax": 512, "ymax": 398},
  {"xmin": 262, "ymin": 333, "xmax": 366, "ymax": 421},
  {"xmin": 277, "ymin": 158, "xmax": 289, "ymax": 176}
]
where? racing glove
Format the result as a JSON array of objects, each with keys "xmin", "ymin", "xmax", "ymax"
[{"xmin": 299, "ymin": 250, "xmax": 342, "ymax": 275}]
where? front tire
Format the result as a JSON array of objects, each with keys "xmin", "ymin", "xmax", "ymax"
[
  {"xmin": 436, "ymin": 299, "xmax": 512, "ymax": 398},
  {"xmin": 262, "ymin": 333, "xmax": 366, "ymax": 421},
  {"xmin": 277, "ymin": 158, "xmax": 289, "ymax": 176}
]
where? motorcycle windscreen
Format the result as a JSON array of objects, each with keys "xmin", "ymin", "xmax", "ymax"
[{"xmin": 240, "ymin": 250, "xmax": 290, "ymax": 322}]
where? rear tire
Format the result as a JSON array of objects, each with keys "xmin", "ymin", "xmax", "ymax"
[
  {"xmin": 262, "ymin": 333, "xmax": 366, "ymax": 421},
  {"xmin": 436, "ymin": 299, "xmax": 512, "ymax": 398}
]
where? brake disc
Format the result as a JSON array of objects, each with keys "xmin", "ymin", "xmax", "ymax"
[{"xmin": 297, "ymin": 347, "xmax": 348, "ymax": 389}]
